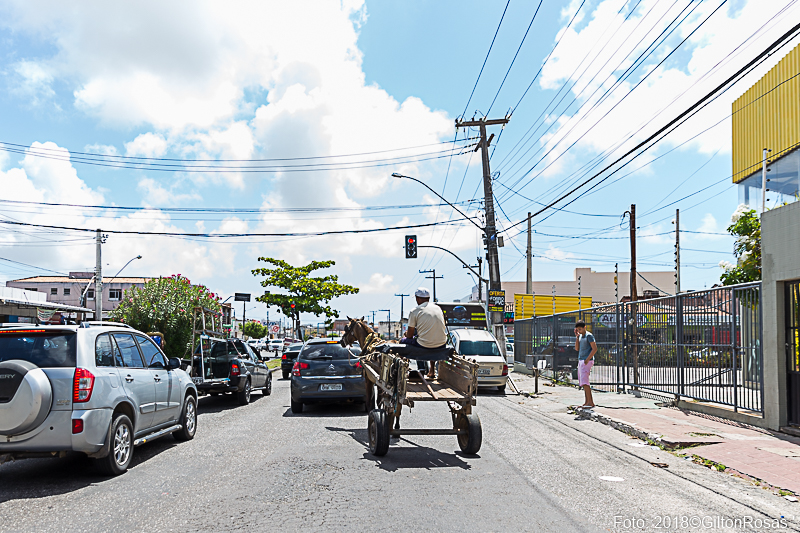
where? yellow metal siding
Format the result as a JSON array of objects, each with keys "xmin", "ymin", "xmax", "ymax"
[
  {"xmin": 733, "ymin": 44, "xmax": 800, "ymax": 183},
  {"xmin": 514, "ymin": 294, "xmax": 593, "ymax": 319}
]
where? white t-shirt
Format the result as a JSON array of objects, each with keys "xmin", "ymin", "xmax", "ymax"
[{"xmin": 408, "ymin": 301, "xmax": 448, "ymax": 348}]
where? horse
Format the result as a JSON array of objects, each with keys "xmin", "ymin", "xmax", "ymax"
[{"xmin": 340, "ymin": 316, "xmax": 386, "ymax": 357}]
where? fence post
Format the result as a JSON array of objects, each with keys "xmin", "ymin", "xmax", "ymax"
[
  {"xmin": 677, "ymin": 293, "xmax": 684, "ymax": 398},
  {"xmin": 732, "ymin": 288, "xmax": 738, "ymax": 413},
  {"xmin": 759, "ymin": 284, "xmax": 765, "ymax": 417}
]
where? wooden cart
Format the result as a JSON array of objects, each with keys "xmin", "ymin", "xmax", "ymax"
[{"xmin": 360, "ymin": 350, "xmax": 482, "ymax": 456}]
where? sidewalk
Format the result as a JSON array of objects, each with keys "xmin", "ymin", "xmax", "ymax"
[{"xmin": 509, "ymin": 372, "xmax": 800, "ymax": 495}]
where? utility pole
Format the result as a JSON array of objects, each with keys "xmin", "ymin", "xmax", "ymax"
[
  {"xmin": 626, "ymin": 204, "xmax": 639, "ymax": 386},
  {"xmin": 526, "ymin": 212, "xmax": 533, "ymax": 295},
  {"xmin": 674, "ymin": 208, "xmax": 681, "ymax": 295},
  {"xmin": 762, "ymin": 148, "xmax": 771, "ymax": 214},
  {"xmin": 380, "ymin": 309, "xmax": 391, "ymax": 339},
  {"xmin": 477, "ymin": 257, "xmax": 483, "ymax": 300},
  {"xmin": 456, "ymin": 115, "xmax": 509, "ymax": 341},
  {"xmin": 370, "ymin": 310, "xmax": 377, "ymax": 329},
  {"xmin": 419, "ymin": 268, "xmax": 443, "ymax": 302},
  {"xmin": 95, "ymin": 229, "xmax": 107, "ymax": 321},
  {"xmin": 394, "ymin": 293, "xmax": 409, "ymax": 323},
  {"xmin": 578, "ymin": 275, "xmax": 582, "ymax": 311}
]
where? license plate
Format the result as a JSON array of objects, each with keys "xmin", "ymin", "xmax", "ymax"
[
  {"xmin": 320, "ymin": 383, "xmax": 342, "ymax": 391},
  {"xmin": 477, "ymin": 368, "xmax": 491, "ymax": 375},
  {"xmin": 192, "ymin": 377, "xmax": 204, "ymax": 384}
]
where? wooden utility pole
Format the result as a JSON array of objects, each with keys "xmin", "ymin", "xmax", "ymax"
[
  {"xmin": 456, "ymin": 116, "xmax": 509, "ymax": 339},
  {"xmin": 526, "ymin": 212, "xmax": 533, "ymax": 295},
  {"xmin": 395, "ymin": 293, "xmax": 409, "ymax": 322}
]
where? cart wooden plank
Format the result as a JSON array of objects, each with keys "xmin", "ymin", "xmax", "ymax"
[{"xmin": 405, "ymin": 381, "xmax": 467, "ymax": 401}]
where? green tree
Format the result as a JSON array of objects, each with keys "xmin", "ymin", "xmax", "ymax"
[
  {"xmin": 720, "ymin": 205, "xmax": 761, "ymax": 285},
  {"xmin": 251, "ymin": 258, "xmax": 359, "ymax": 333},
  {"xmin": 110, "ymin": 274, "xmax": 221, "ymax": 359},
  {"xmin": 242, "ymin": 321, "xmax": 266, "ymax": 339}
]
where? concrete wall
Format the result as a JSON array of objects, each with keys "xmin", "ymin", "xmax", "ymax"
[{"xmin": 762, "ymin": 201, "xmax": 800, "ymax": 429}]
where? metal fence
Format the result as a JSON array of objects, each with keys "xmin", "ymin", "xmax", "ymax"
[{"xmin": 514, "ymin": 282, "xmax": 763, "ymax": 414}]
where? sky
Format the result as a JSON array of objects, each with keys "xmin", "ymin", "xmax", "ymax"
[{"xmin": 1, "ymin": 0, "xmax": 798, "ymax": 325}]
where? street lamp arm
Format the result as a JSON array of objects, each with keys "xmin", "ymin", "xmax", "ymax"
[
  {"xmin": 391, "ymin": 173, "xmax": 484, "ymax": 233},
  {"xmin": 418, "ymin": 245, "xmax": 487, "ymax": 283},
  {"xmin": 107, "ymin": 255, "xmax": 143, "ymax": 284}
]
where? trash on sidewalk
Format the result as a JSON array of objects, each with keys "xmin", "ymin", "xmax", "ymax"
[
  {"xmin": 599, "ymin": 476, "xmax": 624, "ymax": 482},
  {"xmin": 650, "ymin": 462, "xmax": 669, "ymax": 468}
]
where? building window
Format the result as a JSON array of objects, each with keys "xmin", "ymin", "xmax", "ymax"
[
  {"xmin": 63, "ymin": 288, "xmax": 71, "ymax": 296},
  {"xmin": 25, "ymin": 288, "xmax": 37, "ymax": 292},
  {"xmin": 50, "ymin": 288, "xmax": 58, "ymax": 295},
  {"xmin": 87, "ymin": 289, "xmax": 95, "ymax": 300},
  {"xmin": 109, "ymin": 289, "xmax": 122, "ymax": 301}
]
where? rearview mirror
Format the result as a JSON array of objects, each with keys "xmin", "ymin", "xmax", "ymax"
[{"xmin": 167, "ymin": 357, "xmax": 182, "ymax": 370}]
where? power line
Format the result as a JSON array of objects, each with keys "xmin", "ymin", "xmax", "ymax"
[
  {"xmin": 460, "ymin": 0, "xmax": 511, "ymax": 119},
  {"xmin": 500, "ymin": 18, "xmax": 800, "ymax": 234},
  {"xmin": 0, "ymin": 217, "xmax": 475, "ymax": 239}
]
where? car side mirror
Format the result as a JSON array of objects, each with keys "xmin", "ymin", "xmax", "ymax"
[{"xmin": 167, "ymin": 357, "xmax": 182, "ymax": 370}]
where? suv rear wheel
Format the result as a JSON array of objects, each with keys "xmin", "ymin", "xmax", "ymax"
[
  {"xmin": 237, "ymin": 379, "xmax": 251, "ymax": 405},
  {"xmin": 95, "ymin": 413, "xmax": 134, "ymax": 476}
]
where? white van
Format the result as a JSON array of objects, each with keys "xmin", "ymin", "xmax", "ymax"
[{"xmin": 449, "ymin": 329, "xmax": 508, "ymax": 392}]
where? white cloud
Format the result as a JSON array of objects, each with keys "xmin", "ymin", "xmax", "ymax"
[
  {"xmin": 692, "ymin": 212, "xmax": 726, "ymax": 241},
  {"xmin": 11, "ymin": 60, "xmax": 55, "ymax": 106},
  {"xmin": 85, "ymin": 143, "xmax": 118, "ymax": 157},
  {"xmin": 125, "ymin": 133, "xmax": 168, "ymax": 158},
  {"xmin": 542, "ymin": 245, "xmax": 576, "ymax": 262},
  {"xmin": 360, "ymin": 273, "xmax": 397, "ymax": 294}
]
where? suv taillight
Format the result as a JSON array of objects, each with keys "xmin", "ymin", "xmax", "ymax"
[
  {"xmin": 73, "ymin": 368, "xmax": 95, "ymax": 403},
  {"xmin": 282, "ymin": 354, "xmax": 287, "ymax": 360},
  {"xmin": 292, "ymin": 361, "xmax": 309, "ymax": 377},
  {"xmin": 230, "ymin": 363, "xmax": 240, "ymax": 377},
  {"xmin": 502, "ymin": 364, "xmax": 509, "ymax": 376}
]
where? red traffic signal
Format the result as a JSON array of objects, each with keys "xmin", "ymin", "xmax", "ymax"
[{"xmin": 405, "ymin": 235, "xmax": 417, "ymax": 259}]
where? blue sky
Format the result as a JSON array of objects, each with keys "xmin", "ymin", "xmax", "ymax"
[{"xmin": 0, "ymin": 0, "xmax": 797, "ymax": 324}]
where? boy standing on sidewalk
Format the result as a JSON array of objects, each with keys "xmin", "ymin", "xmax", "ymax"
[{"xmin": 574, "ymin": 321, "xmax": 597, "ymax": 408}]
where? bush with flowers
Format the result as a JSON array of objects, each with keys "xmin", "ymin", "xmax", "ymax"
[{"xmin": 110, "ymin": 274, "xmax": 221, "ymax": 359}]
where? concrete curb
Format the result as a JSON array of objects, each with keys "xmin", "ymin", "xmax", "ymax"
[{"xmin": 570, "ymin": 406, "xmax": 668, "ymax": 447}]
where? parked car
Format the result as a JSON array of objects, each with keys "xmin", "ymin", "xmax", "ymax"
[
  {"xmin": 281, "ymin": 342, "xmax": 304, "ymax": 379},
  {"xmin": 255, "ymin": 338, "xmax": 269, "ymax": 352},
  {"xmin": 268, "ymin": 338, "xmax": 283, "ymax": 353},
  {"xmin": 289, "ymin": 338, "xmax": 368, "ymax": 413},
  {"xmin": 450, "ymin": 329, "xmax": 509, "ymax": 392},
  {"xmin": 506, "ymin": 342, "xmax": 515, "ymax": 365},
  {"xmin": 191, "ymin": 339, "xmax": 271, "ymax": 404},
  {"xmin": 0, "ymin": 324, "xmax": 198, "ymax": 476},
  {"xmin": 247, "ymin": 338, "xmax": 259, "ymax": 351}
]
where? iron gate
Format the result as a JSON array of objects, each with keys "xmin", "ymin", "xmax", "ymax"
[{"xmin": 514, "ymin": 282, "xmax": 763, "ymax": 414}]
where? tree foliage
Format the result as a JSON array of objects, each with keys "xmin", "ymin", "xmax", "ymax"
[
  {"xmin": 242, "ymin": 321, "xmax": 266, "ymax": 339},
  {"xmin": 720, "ymin": 205, "xmax": 761, "ymax": 285},
  {"xmin": 110, "ymin": 274, "xmax": 221, "ymax": 359},
  {"xmin": 251, "ymin": 258, "xmax": 359, "ymax": 328}
]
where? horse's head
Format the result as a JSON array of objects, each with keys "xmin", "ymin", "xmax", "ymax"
[{"xmin": 340, "ymin": 316, "xmax": 369, "ymax": 348}]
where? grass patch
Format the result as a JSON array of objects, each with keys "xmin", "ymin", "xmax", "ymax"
[{"xmin": 266, "ymin": 358, "xmax": 281, "ymax": 370}]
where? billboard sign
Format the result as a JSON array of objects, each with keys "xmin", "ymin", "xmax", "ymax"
[
  {"xmin": 234, "ymin": 293, "xmax": 251, "ymax": 302},
  {"xmin": 488, "ymin": 290, "xmax": 505, "ymax": 313},
  {"xmin": 438, "ymin": 302, "xmax": 487, "ymax": 328}
]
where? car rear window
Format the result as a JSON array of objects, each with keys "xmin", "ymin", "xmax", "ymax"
[
  {"xmin": 0, "ymin": 330, "xmax": 77, "ymax": 368},
  {"xmin": 458, "ymin": 340, "xmax": 500, "ymax": 357},
  {"xmin": 210, "ymin": 341, "xmax": 247, "ymax": 358},
  {"xmin": 300, "ymin": 343, "xmax": 361, "ymax": 360}
]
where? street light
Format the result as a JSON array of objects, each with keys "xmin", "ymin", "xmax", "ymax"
[
  {"xmin": 97, "ymin": 255, "xmax": 142, "ymax": 322},
  {"xmin": 222, "ymin": 295, "xmax": 233, "ymax": 304}
]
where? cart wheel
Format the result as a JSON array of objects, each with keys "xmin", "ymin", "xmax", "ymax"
[
  {"xmin": 456, "ymin": 413, "xmax": 482, "ymax": 455},
  {"xmin": 368, "ymin": 409, "xmax": 390, "ymax": 456}
]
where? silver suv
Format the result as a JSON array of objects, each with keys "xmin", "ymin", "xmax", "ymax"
[{"xmin": 0, "ymin": 324, "xmax": 198, "ymax": 476}]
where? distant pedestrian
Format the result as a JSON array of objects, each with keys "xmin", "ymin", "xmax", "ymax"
[{"xmin": 574, "ymin": 321, "xmax": 597, "ymax": 408}]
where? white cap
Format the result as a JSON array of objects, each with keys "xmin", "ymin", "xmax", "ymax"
[{"xmin": 415, "ymin": 287, "xmax": 431, "ymax": 298}]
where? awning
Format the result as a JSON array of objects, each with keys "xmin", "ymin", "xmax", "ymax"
[{"xmin": 0, "ymin": 297, "xmax": 93, "ymax": 313}]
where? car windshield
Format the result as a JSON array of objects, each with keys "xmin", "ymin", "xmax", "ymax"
[
  {"xmin": 300, "ymin": 343, "xmax": 361, "ymax": 360},
  {"xmin": 459, "ymin": 340, "xmax": 501, "ymax": 357},
  {"xmin": 0, "ymin": 330, "xmax": 77, "ymax": 368},
  {"xmin": 286, "ymin": 343, "xmax": 303, "ymax": 352}
]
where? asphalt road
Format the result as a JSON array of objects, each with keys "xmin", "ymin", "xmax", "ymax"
[{"xmin": 0, "ymin": 376, "xmax": 797, "ymax": 532}]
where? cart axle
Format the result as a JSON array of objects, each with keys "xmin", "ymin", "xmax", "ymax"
[{"xmin": 389, "ymin": 429, "xmax": 465, "ymax": 436}]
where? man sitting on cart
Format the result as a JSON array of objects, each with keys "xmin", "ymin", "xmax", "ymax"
[{"xmin": 400, "ymin": 287, "xmax": 448, "ymax": 379}]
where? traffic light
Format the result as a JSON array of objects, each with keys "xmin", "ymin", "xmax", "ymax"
[
  {"xmin": 290, "ymin": 302, "xmax": 296, "ymax": 313},
  {"xmin": 405, "ymin": 235, "xmax": 417, "ymax": 259}
]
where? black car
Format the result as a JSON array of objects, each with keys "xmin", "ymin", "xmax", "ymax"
[
  {"xmin": 281, "ymin": 342, "xmax": 304, "ymax": 380},
  {"xmin": 289, "ymin": 338, "xmax": 369, "ymax": 413},
  {"xmin": 191, "ymin": 339, "xmax": 272, "ymax": 405}
]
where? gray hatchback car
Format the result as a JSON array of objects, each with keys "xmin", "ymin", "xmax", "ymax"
[{"xmin": 0, "ymin": 324, "xmax": 198, "ymax": 476}]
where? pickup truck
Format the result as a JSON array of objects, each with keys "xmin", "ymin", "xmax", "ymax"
[{"xmin": 189, "ymin": 339, "xmax": 272, "ymax": 405}]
